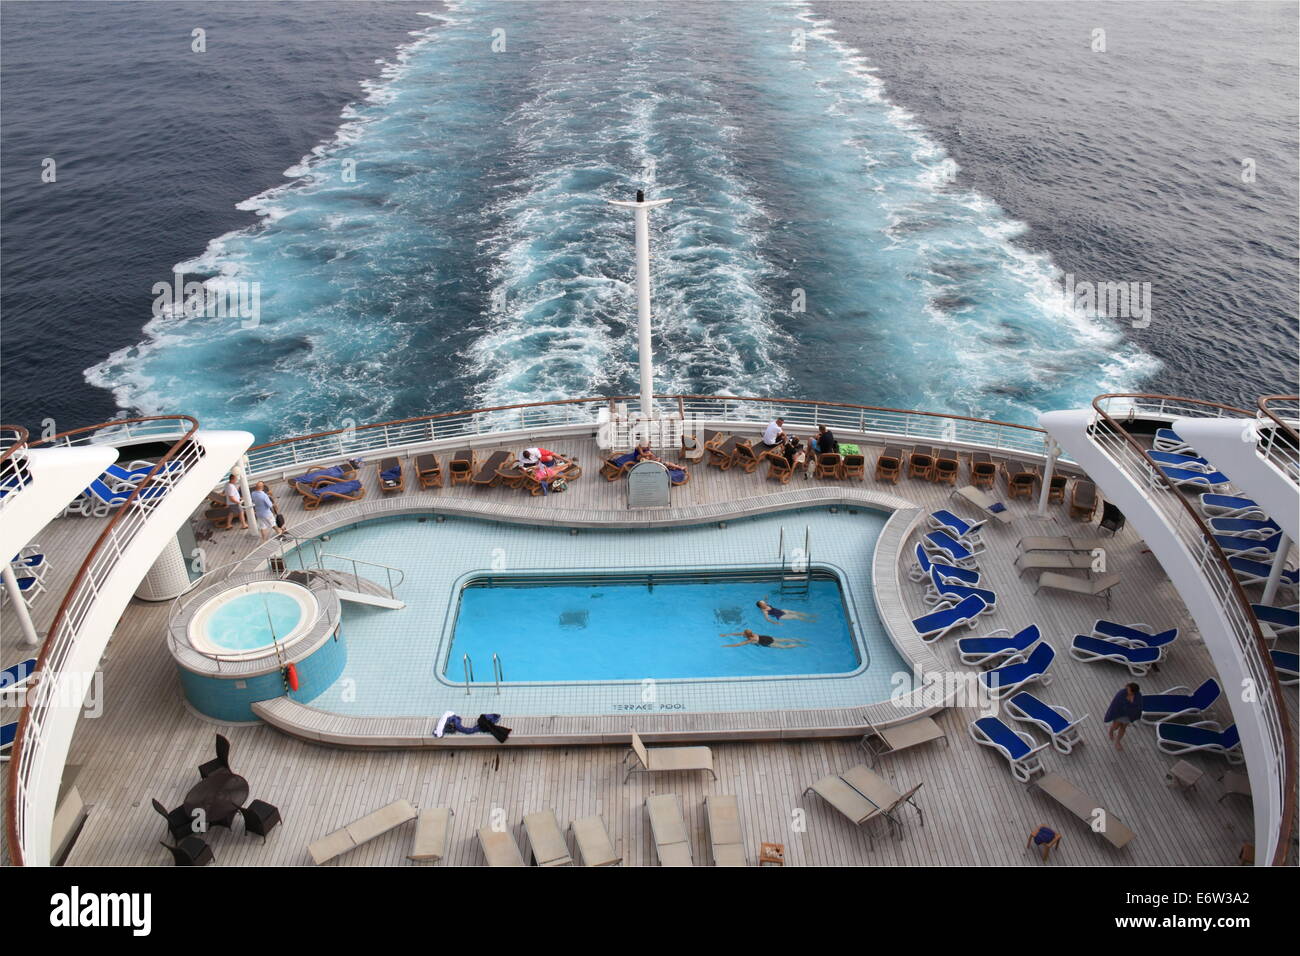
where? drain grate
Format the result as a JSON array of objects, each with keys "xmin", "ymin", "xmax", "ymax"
[{"xmin": 559, "ymin": 610, "xmax": 589, "ymax": 629}]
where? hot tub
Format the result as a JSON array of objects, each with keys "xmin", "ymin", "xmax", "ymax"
[{"xmin": 187, "ymin": 580, "xmax": 318, "ymax": 659}]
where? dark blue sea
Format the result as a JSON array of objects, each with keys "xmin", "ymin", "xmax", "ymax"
[{"xmin": 2, "ymin": 1, "xmax": 1296, "ymax": 443}]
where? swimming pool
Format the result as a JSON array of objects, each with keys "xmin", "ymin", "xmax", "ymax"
[
  {"xmin": 187, "ymin": 581, "xmax": 317, "ymax": 657},
  {"xmin": 448, "ymin": 570, "xmax": 857, "ymax": 681}
]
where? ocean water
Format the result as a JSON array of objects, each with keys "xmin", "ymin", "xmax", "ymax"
[{"xmin": 1, "ymin": 2, "xmax": 1295, "ymax": 441}]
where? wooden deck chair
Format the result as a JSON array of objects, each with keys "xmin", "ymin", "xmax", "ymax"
[
  {"xmin": 1004, "ymin": 460, "xmax": 1040, "ymax": 499},
  {"xmin": 623, "ymin": 730, "xmax": 716, "ymax": 783},
  {"xmin": 1047, "ymin": 472, "xmax": 1068, "ymax": 505},
  {"xmin": 376, "ymin": 457, "xmax": 405, "ymax": 495},
  {"xmin": 933, "ymin": 450, "xmax": 959, "ymax": 485},
  {"xmin": 707, "ymin": 436, "xmax": 741, "ymax": 470},
  {"xmin": 875, "ymin": 446, "xmax": 903, "ymax": 483},
  {"xmin": 765, "ymin": 451, "xmax": 794, "ymax": 484},
  {"xmin": 731, "ymin": 440, "xmax": 762, "ymax": 474},
  {"xmin": 300, "ymin": 480, "xmax": 366, "ymax": 510},
  {"xmin": 841, "ymin": 453, "xmax": 866, "ymax": 480},
  {"xmin": 415, "ymin": 453, "xmax": 443, "ymax": 489},
  {"xmin": 1070, "ymin": 479, "xmax": 1099, "ymax": 521},
  {"xmin": 814, "ymin": 452, "xmax": 843, "ymax": 479},
  {"xmin": 969, "ymin": 452, "xmax": 997, "ymax": 489},
  {"xmin": 472, "ymin": 450, "xmax": 511, "ymax": 486},
  {"xmin": 908, "ymin": 446, "xmax": 935, "ymax": 481},
  {"xmin": 449, "ymin": 449, "xmax": 473, "ymax": 485}
]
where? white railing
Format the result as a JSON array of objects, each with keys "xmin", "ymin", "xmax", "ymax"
[
  {"xmin": 0, "ymin": 425, "xmax": 32, "ymax": 508},
  {"xmin": 7, "ymin": 416, "xmax": 202, "ymax": 865},
  {"xmin": 1090, "ymin": 395, "xmax": 1295, "ymax": 866},
  {"xmin": 245, "ymin": 394, "xmax": 1058, "ymax": 476},
  {"xmin": 1256, "ymin": 395, "xmax": 1300, "ymax": 487}
]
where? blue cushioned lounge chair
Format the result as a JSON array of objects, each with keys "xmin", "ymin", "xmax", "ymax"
[
  {"xmin": 926, "ymin": 509, "xmax": 986, "ymax": 543},
  {"xmin": 1251, "ymin": 604, "xmax": 1299, "ymax": 638},
  {"xmin": 1140, "ymin": 678, "xmax": 1221, "ymax": 724},
  {"xmin": 957, "ymin": 624, "xmax": 1040, "ymax": 666},
  {"xmin": 977, "ymin": 642, "xmax": 1055, "ymax": 700},
  {"xmin": 1271, "ymin": 650, "xmax": 1298, "ymax": 686},
  {"xmin": 1069, "ymin": 634, "xmax": 1161, "ymax": 676},
  {"xmin": 909, "ymin": 544, "xmax": 981, "ymax": 586},
  {"xmin": 1091, "ymin": 619, "xmax": 1179, "ymax": 649},
  {"xmin": 969, "ymin": 716, "xmax": 1049, "ymax": 783},
  {"xmin": 1198, "ymin": 493, "xmax": 1264, "ymax": 519},
  {"xmin": 1160, "ymin": 466, "xmax": 1231, "ymax": 490},
  {"xmin": 922, "ymin": 530, "xmax": 983, "ymax": 569},
  {"xmin": 910, "ymin": 594, "xmax": 988, "ymax": 643},
  {"xmin": 1155, "ymin": 721, "xmax": 1242, "ymax": 764},
  {"xmin": 1005, "ymin": 692, "xmax": 1089, "ymax": 754}
]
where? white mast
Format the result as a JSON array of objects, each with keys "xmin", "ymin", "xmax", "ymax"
[{"xmin": 607, "ymin": 189, "xmax": 671, "ymax": 419}]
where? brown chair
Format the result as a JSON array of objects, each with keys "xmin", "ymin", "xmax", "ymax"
[
  {"xmin": 731, "ymin": 441, "xmax": 762, "ymax": 474},
  {"xmin": 1004, "ymin": 460, "xmax": 1040, "ymax": 500},
  {"xmin": 707, "ymin": 436, "xmax": 740, "ymax": 471},
  {"xmin": 496, "ymin": 462, "xmax": 527, "ymax": 489},
  {"xmin": 841, "ymin": 454, "xmax": 866, "ymax": 481},
  {"xmin": 1047, "ymin": 473, "xmax": 1068, "ymax": 505},
  {"xmin": 415, "ymin": 453, "xmax": 443, "ymax": 489},
  {"xmin": 288, "ymin": 462, "xmax": 358, "ymax": 495},
  {"xmin": 601, "ymin": 454, "xmax": 637, "ymax": 481},
  {"xmin": 471, "ymin": 450, "xmax": 511, "ymax": 487},
  {"xmin": 969, "ymin": 452, "xmax": 997, "ymax": 490},
  {"xmin": 301, "ymin": 481, "xmax": 366, "ymax": 510},
  {"xmin": 204, "ymin": 505, "xmax": 237, "ymax": 531},
  {"xmin": 933, "ymin": 451, "xmax": 959, "ymax": 485},
  {"xmin": 377, "ymin": 457, "xmax": 405, "ymax": 495},
  {"xmin": 680, "ymin": 429, "xmax": 721, "ymax": 463},
  {"xmin": 908, "ymin": 447, "xmax": 935, "ymax": 481},
  {"xmin": 449, "ymin": 450, "xmax": 473, "ymax": 486},
  {"xmin": 814, "ymin": 453, "xmax": 844, "ymax": 480},
  {"xmin": 1070, "ymin": 479, "xmax": 1099, "ymax": 521},
  {"xmin": 765, "ymin": 452, "xmax": 794, "ymax": 485},
  {"xmin": 875, "ymin": 446, "xmax": 903, "ymax": 484}
]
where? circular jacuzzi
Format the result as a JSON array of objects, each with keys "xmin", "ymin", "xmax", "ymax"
[{"xmin": 187, "ymin": 580, "xmax": 319, "ymax": 659}]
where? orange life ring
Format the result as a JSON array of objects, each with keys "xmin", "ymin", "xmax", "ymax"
[{"xmin": 284, "ymin": 662, "xmax": 299, "ymax": 692}]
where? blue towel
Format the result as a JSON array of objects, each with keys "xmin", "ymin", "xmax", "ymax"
[
  {"xmin": 667, "ymin": 468, "xmax": 686, "ymax": 485},
  {"xmin": 612, "ymin": 452, "xmax": 638, "ymax": 467},
  {"xmin": 294, "ymin": 464, "xmax": 345, "ymax": 484},
  {"xmin": 380, "ymin": 466, "xmax": 401, "ymax": 483},
  {"xmin": 989, "ymin": 502, "xmax": 1007, "ymax": 513},
  {"xmin": 444, "ymin": 713, "xmax": 502, "ymax": 734},
  {"xmin": 318, "ymin": 479, "xmax": 361, "ymax": 497}
]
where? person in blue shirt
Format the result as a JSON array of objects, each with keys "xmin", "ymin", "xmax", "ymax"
[{"xmin": 1104, "ymin": 682, "xmax": 1143, "ymax": 751}]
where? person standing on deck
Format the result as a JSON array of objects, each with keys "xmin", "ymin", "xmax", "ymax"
[
  {"xmin": 1104, "ymin": 682, "xmax": 1143, "ymax": 751},
  {"xmin": 250, "ymin": 481, "xmax": 277, "ymax": 543},
  {"xmin": 225, "ymin": 471, "xmax": 249, "ymax": 531}
]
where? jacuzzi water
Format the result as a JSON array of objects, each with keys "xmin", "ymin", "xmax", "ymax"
[
  {"xmin": 204, "ymin": 592, "xmax": 304, "ymax": 652},
  {"xmin": 449, "ymin": 574, "xmax": 857, "ymax": 681}
]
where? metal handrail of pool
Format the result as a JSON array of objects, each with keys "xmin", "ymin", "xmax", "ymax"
[
  {"xmin": 271, "ymin": 531, "xmax": 405, "ymax": 602},
  {"xmin": 243, "ymin": 394, "xmax": 1062, "ymax": 475},
  {"xmin": 7, "ymin": 415, "xmax": 203, "ymax": 867},
  {"xmin": 1091, "ymin": 393, "xmax": 1296, "ymax": 867},
  {"xmin": 1256, "ymin": 394, "xmax": 1300, "ymax": 487}
]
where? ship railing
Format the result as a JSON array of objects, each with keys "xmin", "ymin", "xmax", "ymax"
[
  {"xmin": 7, "ymin": 416, "xmax": 203, "ymax": 865},
  {"xmin": 0, "ymin": 424, "xmax": 32, "ymax": 508},
  {"xmin": 1090, "ymin": 393, "xmax": 1295, "ymax": 866},
  {"xmin": 1256, "ymin": 395, "xmax": 1300, "ymax": 488}
]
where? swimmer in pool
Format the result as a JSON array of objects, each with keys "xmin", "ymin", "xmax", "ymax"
[
  {"xmin": 755, "ymin": 600, "xmax": 817, "ymax": 624},
  {"xmin": 720, "ymin": 629, "xmax": 808, "ymax": 649}
]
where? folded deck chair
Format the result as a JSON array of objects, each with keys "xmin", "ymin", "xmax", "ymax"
[
  {"xmin": 927, "ymin": 509, "xmax": 986, "ymax": 543},
  {"xmin": 623, "ymin": 730, "xmax": 716, "ymax": 783},
  {"xmin": 301, "ymin": 479, "xmax": 365, "ymax": 510},
  {"xmin": 925, "ymin": 569, "xmax": 998, "ymax": 613},
  {"xmin": 1036, "ymin": 773, "xmax": 1136, "ymax": 849},
  {"xmin": 803, "ymin": 767, "xmax": 922, "ymax": 844},
  {"xmin": 1155, "ymin": 721, "xmax": 1243, "ymax": 764},
  {"xmin": 1199, "ymin": 493, "xmax": 1264, "ymax": 519},
  {"xmin": 407, "ymin": 807, "xmax": 453, "ymax": 862},
  {"xmin": 1215, "ymin": 531, "xmax": 1284, "ymax": 558},
  {"xmin": 1252, "ymin": 603, "xmax": 1299, "ymax": 637},
  {"xmin": 1160, "ymin": 465, "xmax": 1232, "ymax": 490},
  {"xmin": 1209, "ymin": 516, "xmax": 1281, "ymax": 538},
  {"xmin": 646, "ymin": 794, "xmax": 693, "ymax": 866},
  {"xmin": 478, "ymin": 825, "xmax": 526, "ymax": 866},
  {"xmin": 308, "ymin": 799, "xmax": 418, "ymax": 865},
  {"xmin": 1140, "ymin": 678, "xmax": 1221, "ymax": 723},
  {"xmin": 978, "ymin": 641, "xmax": 1055, "ymax": 700},
  {"xmin": 1147, "ymin": 450, "xmax": 1213, "ymax": 471},
  {"xmin": 570, "ymin": 815, "xmax": 620, "ymax": 866},
  {"xmin": 1017, "ymin": 535, "xmax": 1106, "ymax": 553},
  {"xmin": 1014, "ymin": 551, "xmax": 1095, "ymax": 577},
  {"xmin": 922, "ymin": 529, "xmax": 984, "ymax": 568},
  {"xmin": 874, "ymin": 446, "xmax": 903, "ymax": 483},
  {"xmin": 1069, "ymin": 479, "xmax": 1098, "ymax": 521},
  {"xmin": 1069, "ymin": 634, "xmax": 1160, "ymax": 676},
  {"xmin": 523, "ymin": 810, "xmax": 573, "ymax": 866},
  {"xmin": 1005, "ymin": 692, "xmax": 1089, "ymax": 754},
  {"xmin": 705, "ymin": 795, "xmax": 747, "ymax": 866},
  {"xmin": 911, "ymin": 594, "xmax": 988, "ymax": 643},
  {"xmin": 1034, "ymin": 571, "xmax": 1121, "ymax": 608},
  {"xmin": 1091, "ymin": 620, "xmax": 1179, "ymax": 649},
  {"xmin": 909, "ymin": 543, "xmax": 981, "ymax": 586},
  {"xmin": 377, "ymin": 457, "xmax": 405, "ymax": 495},
  {"xmin": 969, "ymin": 716, "xmax": 1049, "ymax": 783},
  {"xmin": 1271, "ymin": 650, "xmax": 1299, "ymax": 686},
  {"xmin": 957, "ymin": 623, "xmax": 1041, "ymax": 666},
  {"xmin": 1229, "ymin": 556, "xmax": 1298, "ymax": 590},
  {"xmin": 415, "ymin": 453, "xmax": 443, "ymax": 489},
  {"xmin": 1153, "ymin": 427, "xmax": 1193, "ymax": 453},
  {"xmin": 950, "ymin": 484, "xmax": 1013, "ymax": 523}
]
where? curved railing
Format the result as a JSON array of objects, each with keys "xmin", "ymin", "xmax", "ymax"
[
  {"xmin": 245, "ymin": 394, "xmax": 1055, "ymax": 475},
  {"xmin": 1256, "ymin": 394, "xmax": 1300, "ymax": 486},
  {"xmin": 0, "ymin": 424, "xmax": 32, "ymax": 506},
  {"xmin": 1090, "ymin": 394, "xmax": 1295, "ymax": 866},
  {"xmin": 6, "ymin": 416, "xmax": 202, "ymax": 866}
]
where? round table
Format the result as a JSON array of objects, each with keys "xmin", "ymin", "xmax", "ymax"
[{"xmin": 184, "ymin": 769, "xmax": 249, "ymax": 821}]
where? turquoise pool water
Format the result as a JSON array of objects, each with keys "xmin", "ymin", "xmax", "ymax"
[
  {"xmin": 205, "ymin": 592, "xmax": 303, "ymax": 651},
  {"xmin": 448, "ymin": 573, "xmax": 856, "ymax": 681}
]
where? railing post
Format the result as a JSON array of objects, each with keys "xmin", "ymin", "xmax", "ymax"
[
  {"xmin": 1036, "ymin": 438, "xmax": 1059, "ymax": 516},
  {"xmin": 1262, "ymin": 534, "xmax": 1292, "ymax": 606}
]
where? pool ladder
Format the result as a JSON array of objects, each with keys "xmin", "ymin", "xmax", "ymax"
[
  {"xmin": 779, "ymin": 526, "xmax": 812, "ymax": 596},
  {"xmin": 462, "ymin": 653, "xmax": 505, "ymax": 695}
]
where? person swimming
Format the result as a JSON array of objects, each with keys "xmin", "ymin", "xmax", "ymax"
[
  {"xmin": 720, "ymin": 629, "xmax": 808, "ymax": 649},
  {"xmin": 755, "ymin": 600, "xmax": 817, "ymax": 624}
]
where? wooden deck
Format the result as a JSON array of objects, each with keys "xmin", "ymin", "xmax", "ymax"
[{"xmin": 6, "ymin": 431, "xmax": 1293, "ymax": 865}]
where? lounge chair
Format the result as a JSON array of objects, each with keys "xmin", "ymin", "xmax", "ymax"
[
  {"xmin": 909, "ymin": 543, "xmax": 981, "ymax": 586},
  {"xmin": 1199, "ymin": 493, "xmax": 1264, "ymax": 519},
  {"xmin": 1068, "ymin": 634, "xmax": 1160, "ymax": 676},
  {"xmin": 842, "ymin": 453, "xmax": 866, "ymax": 481},
  {"xmin": 376, "ymin": 457, "xmax": 405, "ymax": 495},
  {"xmin": 765, "ymin": 452, "xmax": 794, "ymax": 484},
  {"xmin": 1069, "ymin": 479, "xmax": 1098, "ymax": 521},
  {"xmin": 1014, "ymin": 551, "xmax": 1095, "ymax": 577},
  {"xmin": 496, "ymin": 461, "xmax": 527, "ymax": 489},
  {"xmin": 623, "ymin": 730, "xmax": 715, "ymax": 783},
  {"xmin": 933, "ymin": 450, "xmax": 959, "ymax": 485},
  {"xmin": 950, "ymin": 484, "xmax": 1013, "ymax": 524},
  {"xmin": 978, "ymin": 642, "xmax": 1055, "ymax": 700},
  {"xmin": 1155, "ymin": 721, "xmax": 1243, "ymax": 764},
  {"xmin": 70, "ymin": 477, "xmax": 167, "ymax": 517},
  {"xmin": 472, "ymin": 450, "xmax": 511, "ymax": 486},
  {"xmin": 1228, "ymin": 556, "xmax": 1297, "ymax": 591},
  {"xmin": 705, "ymin": 795, "xmax": 747, "ymax": 866},
  {"xmin": 969, "ymin": 716, "xmax": 1049, "ymax": 783},
  {"xmin": 646, "ymin": 794, "xmax": 693, "ymax": 866},
  {"xmin": 1209, "ymin": 516, "xmax": 1281, "ymax": 539},
  {"xmin": 1140, "ymin": 678, "xmax": 1221, "ymax": 724},
  {"xmin": 1153, "ymin": 427, "xmax": 1193, "ymax": 453},
  {"xmin": 875, "ymin": 446, "xmax": 903, "ymax": 483},
  {"xmin": 925, "ymin": 569, "xmax": 998, "ymax": 613},
  {"xmin": 407, "ymin": 807, "xmax": 453, "ymax": 862},
  {"xmin": 679, "ymin": 429, "xmax": 720, "ymax": 463},
  {"xmin": 908, "ymin": 447, "xmax": 935, "ymax": 481},
  {"xmin": 415, "ymin": 454, "xmax": 443, "ymax": 489},
  {"xmin": 911, "ymin": 594, "xmax": 989, "ymax": 643},
  {"xmin": 1, "ymin": 657, "xmax": 37, "ymax": 691},
  {"xmin": 922, "ymin": 530, "xmax": 984, "ymax": 568},
  {"xmin": 1017, "ymin": 535, "xmax": 1106, "ymax": 553},
  {"xmin": 1271, "ymin": 650, "xmax": 1298, "ymax": 686},
  {"xmin": 1160, "ymin": 465, "xmax": 1232, "ymax": 491},
  {"xmin": 706, "ymin": 435, "xmax": 742, "ymax": 470},
  {"xmin": 858, "ymin": 717, "xmax": 948, "ymax": 766},
  {"xmin": 1215, "ymin": 531, "xmax": 1285, "ymax": 558},
  {"xmin": 1251, "ymin": 603, "xmax": 1299, "ymax": 638},
  {"xmin": 814, "ymin": 452, "xmax": 844, "ymax": 479},
  {"xmin": 731, "ymin": 441, "xmax": 763, "ymax": 474},
  {"xmin": 7, "ymin": 574, "xmax": 44, "ymax": 605},
  {"xmin": 956, "ymin": 623, "xmax": 1041, "ymax": 666},
  {"xmin": 1003, "ymin": 460, "xmax": 1040, "ymax": 499},
  {"xmin": 288, "ymin": 463, "xmax": 357, "ymax": 493},
  {"xmin": 969, "ymin": 452, "xmax": 997, "ymax": 489},
  {"xmin": 1148, "ymin": 450, "xmax": 1213, "ymax": 471},
  {"xmin": 926, "ymin": 509, "xmax": 986, "ymax": 543},
  {"xmin": 300, "ymin": 479, "xmax": 365, "ymax": 510},
  {"xmin": 1005, "ymin": 692, "xmax": 1089, "ymax": 754},
  {"xmin": 1092, "ymin": 620, "xmax": 1179, "ymax": 649},
  {"xmin": 1047, "ymin": 473, "xmax": 1068, "ymax": 505},
  {"xmin": 308, "ymin": 799, "xmax": 418, "ymax": 864},
  {"xmin": 522, "ymin": 810, "xmax": 573, "ymax": 866},
  {"xmin": 1036, "ymin": 773, "xmax": 1136, "ymax": 849},
  {"xmin": 478, "ymin": 825, "xmax": 526, "ymax": 866},
  {"xmin": 0, "ymin": 720, "xmax": 14, "ymax": 760},
  {"xmin": 803, "ymin": 766, "xmax": 923, "ymax": 843},
  {"xmin": 1034, "ymin": 571, "xmax": 1121, "ymax": 608},
  {"xmin": 449, "ymin": 449, "xmax": 473, "ymax": 485},
  {"xmin": 569, "ymin": 815, "xmax": 620, "ymax": 866}
]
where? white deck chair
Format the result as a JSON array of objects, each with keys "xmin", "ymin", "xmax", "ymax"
[
  {"xmin": 478, "ymin": 825, "xmax": 527, "ymax": 866},
  {"xmin": 308, "ymin": 799, "xmax": 418, "ymax": 865},
  {"xmin": 570, "ymin": 815, "xmax": 620, "ymax": 866},
  {"xmin": 646, "ymin": 794, "xmax": 693, "ymax": 866},
  {"xmin": 705, "ymin": 795, "xmax": 747, "ymax": 866},
  {"xmin": 623, "ymin": 730, "xmax": 716, "ymax": 783},
  {"xmin": 1034, "ymin": 571, "xmax": 1121, "ymax": 608},
  {"xmin": 523, "ymin": 809, "xmax": 573, "ymax": 866}
]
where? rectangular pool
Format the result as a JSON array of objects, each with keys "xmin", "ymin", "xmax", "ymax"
[{"xmin": 445, "ymin": 569, "xmax": 860, "ymax": 682}]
